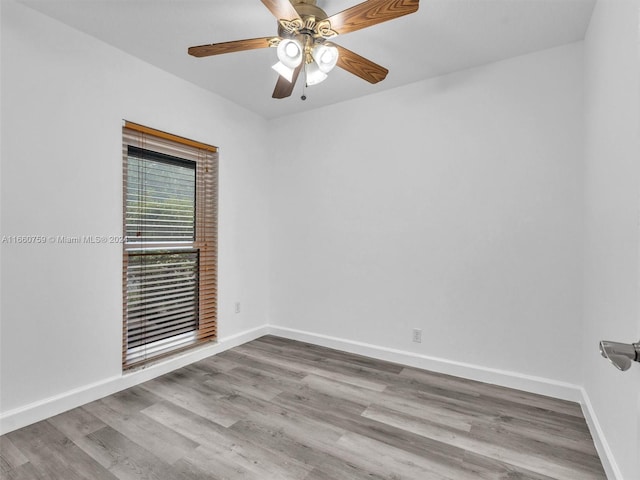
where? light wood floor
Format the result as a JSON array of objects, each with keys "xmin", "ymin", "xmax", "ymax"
[{"xmin": 1, "ymin": 335, "xmax": 606, "ymax": 480}]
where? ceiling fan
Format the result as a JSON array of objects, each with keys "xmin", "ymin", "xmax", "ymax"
[{"xmin": 188, "ymin": 0, "xmax": 420, "ymax": 99}]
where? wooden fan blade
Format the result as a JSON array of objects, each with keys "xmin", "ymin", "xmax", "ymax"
[
  {"xmin": 335, "ymin": 45, "xmax": 388, "ymax": 83},
  {"xmin": 327, "ymin": 0, "xmax": 419, "ymax": 35},
  {"xmin": 272, "ymin": 64, "xmax": 303, "ymax": 99},
  {"xmin": 188, "ymin": 37, "xmax": 274, "ymax": 57},
  {"xmin": 260, "ymin": 0, "xmax": 300, "ymax": 20}
]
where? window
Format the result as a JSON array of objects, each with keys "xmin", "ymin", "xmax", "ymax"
[{"xmin": 122, "ymin": 122, "xmax": 218, "ymax": 369}]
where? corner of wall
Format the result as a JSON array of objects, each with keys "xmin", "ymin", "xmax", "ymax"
[{"xmin": 580, "ymin": 387, "xmax": 624, "ymax": 480}]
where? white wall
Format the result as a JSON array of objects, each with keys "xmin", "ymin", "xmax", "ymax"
[
  {"xmin": 582, "ymin": 1, "xmax": 640, "ymax": 478},
  {"xmin": 269, "ymin": 43, "xmax": 585, "ymax": 387},
  {"xmin": 0, "ymin": 0, "xmax": 271, "ymax": 418}
]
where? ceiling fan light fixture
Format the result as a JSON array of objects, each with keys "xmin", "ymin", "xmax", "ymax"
[
  {"xmin": 188, "ymin": 0, "xmax": 420, "ymax": 99},
  {"xmin": 311, "ymin": 44, "xmax": 338, "ymax": 73},
  {"xmin": 305, "ymin": 61, "xmax": 328, "ymax": 86},
  {"xmin": 271, "ymin": 61, "xmax": 295, "ymax": 82},
  {"xmin": 277, "ymin": 39, "xmax": 303, "ymax": 68}
]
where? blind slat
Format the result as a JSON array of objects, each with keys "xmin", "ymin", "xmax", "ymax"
[{"xmin": 129, "ymin": 292, "xmax": 195, "ymax": 314}]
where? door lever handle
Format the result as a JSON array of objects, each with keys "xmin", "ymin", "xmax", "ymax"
[{"xmin": 599, "ymin": 340, "xmax": 640, "ymax": 371}]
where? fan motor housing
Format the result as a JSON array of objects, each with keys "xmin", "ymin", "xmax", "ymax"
[
  {"xmin": 291, "ymin": 0, "xmax": 328, "ymax": 20},
  {"xmin": 277, "ymin": 0, "xmax": 334, "ymax": 41}
]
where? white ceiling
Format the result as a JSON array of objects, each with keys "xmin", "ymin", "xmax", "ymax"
[{"xmin": 18, "ymin": 0, "xmax": 595, "ymax": 119}]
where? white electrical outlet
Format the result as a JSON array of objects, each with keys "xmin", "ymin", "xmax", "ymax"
[
  {"xmin": 412, "ymin": 328, "xmax": 422, "ymax": 343},
  {"xmin": 235, "ymin": 302, "xmax": 241, "ymax": 314}
]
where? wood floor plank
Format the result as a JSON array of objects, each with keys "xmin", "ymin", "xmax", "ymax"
[
  {"xmin": 141, "ymin": 400, "xmax": 312, "ymax": 479},
  {"xmin": 6, "ymin": 420, "xmax": 117, "ymax": 480},
  {"xmin": 4, "ymin": 461, "xmax": 47, "ymax": 480},
  {"xmin": 300, "ymin": 373, "xmax": 376, "ymax": 407},
  {"xmin": 400, "ymin": 365, "xmax": 584, "ymax": 418},
  {"xmin": 227, "ymin": 344, "xmax": 320, "ymax": 377},
  {"xmin": 83, "ymin": 425, "xmax": 191, "ymax": 480},
  {"xmin": 229, "ymin": 419, "xmax": 388, "ymax": 480},
  {"xmin": 0, "ymin": 436, "xmax": 28, "ymax": 473},
  {"xmin": 223, "ymin": 364, "xmax": 306, "ymax": 394},
  {"xmin": 0, "ymin": 335, "xmax": 606, "ymax": 480},
  {"xmin": 469, "ymin": 420, "xmax": 605, "ymax": 479},
  {"xmin": 470, "ymin": 409, "xmax": 601, "ymax": 456},
  {"xmin": 219, "ymin": 349, "xmax": 308, "ymax": 381},
  {"xmin": 173, "ymin": 446, "xmax": 259, "ymax": 480},
  {"xmin": 202, "ymin": 370, "xmax": 284, "ymax": 402},
  {"xmin": 254, "ymin": 336, "xmax": 405, "ymax": 374},
  {"xmin": 362, "ymin": 400, "xmax": 602, "ymax": 480},
  {"xmin": 275, "ymin": 384, "xmax": 371, "ymax": 418},
  {"xmin": 47, "ymin": 405, "xmax": 107, "ymax": 441},
  {"xmin": 138, "ymin": 374, "xmax": 243, "ymax": 428},
  {"xmin": 383, "ymin": 381, "xmax": 588, "ymax": 436},
  {"xmin": 100, "ymin": 385, "xmax": 164, "ymax": 414},
  {"xmin": 334, "ymin": 430, "xmax": 466, "ymax": 480},
  {"xmin": 273, "ymin": 387, "xmax": 494, "ymax": 480},
  {"xmin": 302, "ymin": 468, "xmax": 337, "ymax": 480},
  {"xmin": 363, "ymin": 403, "xmax": 472, "ymax": 443},
  {"xmin": 192, "ymin": 353, "xmax": 242, "ymax": 373},
  {"xmin": 460, "ymin": 450, "xmax": 560, "ymax": 480},
  {"xmin": 83, "ymin": 399, "xmax": 200, "ymax": 465}
]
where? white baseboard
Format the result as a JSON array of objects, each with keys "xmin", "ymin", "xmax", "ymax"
[
  {"xmin": 268, "ymin": 325, "xmax": 583, "ymax": 402},
  {"xmin": 580, "ymin": 388, "xmax": 623, "ymax": 480},
  {"xmin": 0, "ymin": 325, "xmax": 269, "ymax": 435}
]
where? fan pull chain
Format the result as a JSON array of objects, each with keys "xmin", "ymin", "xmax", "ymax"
[{"xmin": 301, "ymin": 64, "xmax": 307, "ymax": 101}]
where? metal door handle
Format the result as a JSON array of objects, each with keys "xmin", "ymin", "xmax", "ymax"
[{"xmin": 599, "ymin": 340, "xmax": 640, "ymax": 371}]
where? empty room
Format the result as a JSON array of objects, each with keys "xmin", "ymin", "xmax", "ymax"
[{"xmin": 1, "ymin": 0, "xmax": 639, "ymax": 479}]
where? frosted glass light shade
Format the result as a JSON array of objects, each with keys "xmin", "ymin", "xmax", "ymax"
[
  {"xmin": 271, "ymin": 61, "xmax": 295, "ymax": 82},
  {"xmin": 311, "ymin": 44, "xmax": 338, "ymax": 73},
  {"xmin": 306, "ymin": 61, "xmax": 328, "ymax": 86},
  {"xmin": 277, "ymin": 39, "xmax": 303, "ymax": 69}
]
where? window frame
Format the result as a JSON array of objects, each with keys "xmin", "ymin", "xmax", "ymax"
[{"xmin": 122, "ymin": 121, "xmax": 218, "ymax": 370}]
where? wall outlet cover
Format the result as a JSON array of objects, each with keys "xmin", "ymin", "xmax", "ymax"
[{"xmin": 412, "ymin": 328, "xmax": 422, "ymax": 343}]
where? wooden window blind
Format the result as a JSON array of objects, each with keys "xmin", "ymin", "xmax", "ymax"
[{"xmin": 122, "ymin": 121, "xmax": 218, "ymax": 370}]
